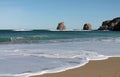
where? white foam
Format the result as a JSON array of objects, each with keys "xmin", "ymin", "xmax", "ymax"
[
  {"xmin": 0, "ymin": 53, "xmax": 119, "ymax": 77},
  {"xmin": 1, "ymin": 55, "xmax": 119, "ymax": 77},
  {"xmin": 0, "ymin": 49, "xmax": 104, "ymax": 59},
  {"xmin": 27, "ymin": 55, "xmax": 109, "ymax": 77},
  {"xmin": 100, "ymin": 37, "xmax": 120, "ymax": 42},
  {"xmin": 0, "ymin": 39, "xmax": 120, "ymax": 77},
  {"xmin": 0, "ymin": 73, "xmax": 29, "ymax": 77}
]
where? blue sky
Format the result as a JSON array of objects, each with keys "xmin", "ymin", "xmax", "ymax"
[{"xmin": 0, "ymin": 0, "xmax": 120, "ymax": 30}]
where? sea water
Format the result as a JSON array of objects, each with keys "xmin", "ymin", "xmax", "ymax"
[{"xmin": 0, "ymin": 30, "xmax": 120, "ymax": 77}]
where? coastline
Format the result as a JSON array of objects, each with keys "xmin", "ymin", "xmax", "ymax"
[{"xmin": 29, "ymin": 57, "xmax": 120, "ymax": 77}]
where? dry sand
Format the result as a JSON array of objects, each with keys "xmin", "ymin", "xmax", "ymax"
[{"xmin": 30, "ymin": 57, "xmax": 120, "ymax": 77}]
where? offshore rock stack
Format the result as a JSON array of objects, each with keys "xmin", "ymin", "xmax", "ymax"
[
  {"xmin": 56, "ymin": 22, "xmax": 66, "ymax": 30},
  {"xmin": 83, "ymin": 23, "xmax": 92, "ymax": 30},
  {"xmin": 56, "ymin": 17, "xmax": 120, "ymax": 31},
  {"xmin": 98, "ymin": 17, "xmax": 120, "ymax": 31}
]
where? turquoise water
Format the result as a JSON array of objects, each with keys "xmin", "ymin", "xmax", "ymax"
[
  {"xmin": 0, "ymin": 30, "xmax": 120, "ymax": 43},
  {"xmin": 0, "ymin": 30, "xmax": 120, "ymax": 77}
]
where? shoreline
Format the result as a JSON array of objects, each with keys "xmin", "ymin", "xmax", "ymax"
[{"xmin": 29, "ymin": 56, "xmax": 120, "ymax": 77}]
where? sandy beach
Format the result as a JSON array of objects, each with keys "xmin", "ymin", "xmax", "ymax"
[{"xmin": 30, "ymin": 57, "xmax": 120, "ymax": 77}]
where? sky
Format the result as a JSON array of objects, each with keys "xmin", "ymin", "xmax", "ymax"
[{"xmin": 0, "ymin": 0, "xmax": 120, "ymax": 30}]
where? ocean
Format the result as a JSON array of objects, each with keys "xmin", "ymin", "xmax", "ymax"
[{"xmin": 0, "ymin": 30, "xmax": 120, "ymax": 77}]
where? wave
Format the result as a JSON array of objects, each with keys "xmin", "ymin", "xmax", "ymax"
[
  {"xmin": 0, "ymin": 49, "xmax": 108, "ymax": 77},
  {"xmin": 0, "ymin": 56, "xmax": 113, "ymax": 77},
  {"xmin": 1, "ymin": 37, "xmax": 120, "ymax": 44},
  {"xmin": 0, "ymin": 36, "xmax": 58, "ymax": 43},
  {"xmin": 0, "ymin": 30, "xmax": 120, "ymax": 43},
  {"xmin": 27, "ymin": 56, "xmax": 109, "ymax": 77},
  {"xmin": 1, "ymin": 49, "xmax": 106, "ymax": 59},
  {"xmin": 0, "ymin": 73, "xmax": 29, "ymax": 77},
  {"xmin": 1, "ymin": 46, "xmax": 119, "ymax": 77},
  {"xmin": 99, "ymin": 37, "xmax": 120, "ymax": 42}
]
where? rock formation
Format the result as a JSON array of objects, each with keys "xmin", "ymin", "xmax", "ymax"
[
  {"xmin": 83, "ymin": 23, "xmax": 92, "ymax": 30},
  {"xmin": 98, "ymin": 17, "xmax": 120, "ymax": 31},
  {"xmin": 57, "ymin": 22, "xmax": 66, "ymax": 30}
]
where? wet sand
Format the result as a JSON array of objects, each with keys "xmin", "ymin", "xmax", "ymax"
[{"xmin": 30, "ymin": 57, "xmax": 120, "ymax": 77}]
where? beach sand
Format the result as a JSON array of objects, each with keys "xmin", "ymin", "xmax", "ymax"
[{"xmin": 30, "ymin": 57, "xmax": 120, "ymax": 77}]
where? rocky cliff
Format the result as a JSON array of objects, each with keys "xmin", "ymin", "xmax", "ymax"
[{"xmin": 98, "ymin": 17, "xmax": 120, "ymax": 31}]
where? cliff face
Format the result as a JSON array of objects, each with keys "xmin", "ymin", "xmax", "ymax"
[
  {"xmin": 83, "ymin": 23, "xmax": 92, "ymax": 30},
  {"xmin": 57, "ymin": 22, "xmax": 66, "ymax": 30},
  {"xmin": 98, "ymin": 17, "xmax": 120, "ymax": 31}
]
